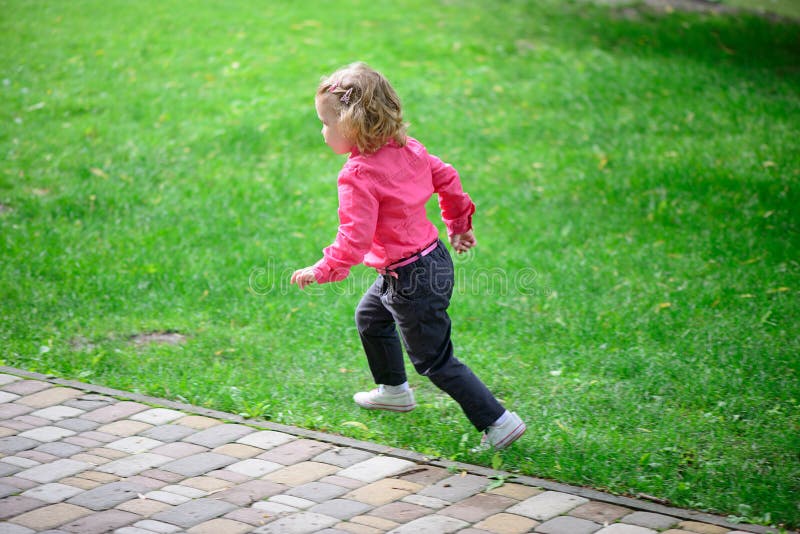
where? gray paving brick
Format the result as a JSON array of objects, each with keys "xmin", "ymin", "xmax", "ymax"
[
  {"xmin": 62, "ymin": 399, "xmax": 112, "ymax": 412},
  {"xmin": 312, "ymin": 447, "xmax": 376, "ymax": 468},
  {"xmin": 417, "ymin": 473, "xmax": 487, "ymax": 502},
  {"xmin": 161, "ymin": 452, "xmax": 237, "ymax": 477},
  {"xmin": 97, "ymin": 453, "xmax": 173, "ymax": 477},
  {"xmin": 21, "ymin": 483, "xmax": 84, "ymax": 503},
  {"xmin": 251, "ymin": 511, "xmax": 339, "ymax": 533},
  {"xmin": 0, "ymin": 477, "xmax": 37, "ymax": 492},
  {"xmin": 53, "ymin": 418, "xmax": 100, "ymax": 433},
  {"xmin": 182, "ymin": 424, "xmax": 254, "ymax": 448},
  {"xmin": 386, "ymin": 514, "xmax": 469, "ymax": 533},
  {"xmin": 0, "ymin": 404, "xmax": 34, "ymax": 419},
  {"xmin": 18, "ymin": 426, "xmax": 76, "ymax": 443},
  {"xmin": 0, "ymin": 495, "xmax": 46, "ymax": 520},
  {"xmin": 236, "ymin": 430, "xmax": 295, "ymax": 450},
  {"xmin": 337, "ymin": 457, "xmax": 416, "ymax": 483},
  {"xmin": 0, "ymin": 392, "xmax": 20, "ymax": 403},
  {"xmin": 150, "ymin": 441, "xmax": 207, "ymax": 459},
  {"xmin": 60, "ymin": 509, "xmax": 139, "ymax": 534},
  {"xmin": 131, "ymin": 519, "xmax": 183, "ymax": 533},
  {"xmin": 594, "ymin": 525, "xmax": 658, "ymax": 534},
  {"xmin": 140, "ymin": 424, "xmax": 196, "ymax": 443},
  {"xmin": 309, "ymin": 498, "xmax": 372, "ymax": 520},
  {"xmin": 0, "ymin": 522, "xmax": 36, "ymax": 534},
  {"xmin": 257, "ymin": 439, "xmax": 332, "ymax": 465},
  {"xmin": 225, "ymin": 458, "xmax": 282, "ymax": 477},
  {"xmin": 0, "ymin": 482, "xmax": 19, "ymax": 498},
  {"xmin": 81, "ymin": 401, "xmax": 148, "ymax": 423},
  {"xmin": 286, "ymin": 481, "xmax": 349, "ymax": 502},
  {"xmin": 15, "ymin": 459, "xmax": 91, "ymax": 483},
  {"xmin": 130, "ymin": 408, "xmax": 185, "ymax": 425},
  {"xmin": 507, "ymin": 490, "xmax": 589, "ymax": 521},
  {"xmin": 537, "ymin": 515, "xmax": 603, "ymax": 534},
  {"xmin": 0, "ymin": 437, "xmax": 39, "ymax": 455},
  {"xmin": 66, "ymin": 481, "xmax": 147, "ymax": 510},
  {"xmin": 2, "ymin": 380, "xmax": 48, "ymax": 395},
  {"xmin": 150, "ymin": 497, "xmax": 238, "ymax": 528},
  {"xmin": 620, "ymin": 511, "xmax": 679, "ymax": 530},
  {"xmin": 33, "ymin": 442, "xmax": 85, "ymax": 458},
  {"xmin": 213, "ymin": 479, "xmax": 286, "ymax": 506},
  {"xmin": 0, "ymin": 464, "xmax": 21, "ymax": 477},
  {"xmin": 16, "ymin": 450, "xmax": 57, "ymax": 464},
  {"xmin": 29, "ymin": 406, "xmax": 84, "ymax": 421}
]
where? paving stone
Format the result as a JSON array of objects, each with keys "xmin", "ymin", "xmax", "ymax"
[
  {"xmin": 264, "ymin": 461, "xmax": 340, "ymax": 486},
  {"xmin": 17, "ymin": 426, "xmax": 76, "ymax": 443},
  {"xmin": 320, "ymin": 475, "xmax": 367, "ymax": 490},
  {"xmin": 0, "ymin": 427, "xmax": 17, "ymax": 438},
  {"xmin": 474, "ymin": 512, "xmax": 540, "ymax": 534},
  {"xmin": 595, "ymin": 525, "xmax": 658, "ymax": 534},
  {"xmin": 0, "ymin": 392, "xmax": 20, "ymax": 403},
  {"xmin": 2, "ymin": 380, "xmax": 47, "ymax": 394},
  {"xmin": 59, "ymin": 478, "xmax": 102, "ymax": 491},
  {"xmin": 0, "ymin": 374, "xmax": 20, "ymax": 384},
  {"xmin": 16, "ymin": 388, "xmax": 83, "ymax": 408},
  {"xmin": 52, "ymin": 418, "xmax": 100, "ymax": 432},
  {"xmin": 394, "ymin": 465, "xmax": 451, "ymax": 486},
  {"xmin": 0, "ymin": 437, "xmax": 41, "ymax": 455},
  {"xmin": 213, "ymin": 479, "xmax": 286, "ymax": 506},
  {"xmin": 151, "ymin": 441, "xmax": 208, "ymax": 459},
  {"xmin": 60, "ymin": 509, "xmax": 139, "ymax": 533},
  {"xmin": 115, "ymin": 498, "xmax": 172, "ymax": 517},
  {"xmin": 308, "ymin": 498, "xmax": 374, "ymax": 520},
  {"xmin": 234, "ymin": 430, "xmax": 293, "ymax": 449},
  {"xmin": 129, "ymin": 519, "xmax": 183, "ymax": 533},
  {"xmin": 621, "ymin": 511, "xmax": 680, "ymax": 530},
  {"xmin": 570, "ymin": 501, "xmax": 632, "ymax": 523},
  {"xmin": 161, "ymin": 452, "xmax": 237, "ymax": 477},
  {"xmin": 1, "ymin": 457, "xmax": 38, "ymax": 469},
  {"xmin": 486, "ymin": 482, "xmax": 543, "ymax": 501},
  {"xmin": 69, "ymin": 453, "xmax": 110, "ymax": 466},
  {"xmin": 74, "ymin": 470, "xmax": 120, "ymax": 483},
  {"xmin": 63, "ymin": 399, "xmax": 113, "ymax": 411},
  {"xmin": 186, "ymin": 517, "xmax": 253, "ymax": 534},
  {"xmin": 81, "ymin": 401, "xmax": 149, "ymax": 423},
  {"xmin": 337, "ymin": 457, "xmax": 416, "ymax": 484},
  {"xmin": 223, "ymin": 507, "xmax": 275, "ymax": 527},
  {"xmin": 0, "ymin": 522, "xmax": 35, "ymax": 534},
  {"xmin": 16, "ymin": 459, "xmax": 91, "ymax": 483},
  {"xmin": 105, "ymin": 436, "xmax": 164, "ymax": 454},
  {"xmin": 368, "ymin": 501, "xmax": 432, "ymax": 523},
  {"xmin": 67, "ymin": 481, "xmax": 147, "ymax": 510},
  {"xmin": 29, "ymin": 406, "xmax": 85, "ymax": 421},
  {"xmin": 12, "ymin": 415, "xmax": 49, "ymax": 427},
  {"xmin": 333, "ymin": 523, "xmax": 381, "ymax": 534},
  {"xmin": 0, "ymin": 482, "xmax": 19, "ymax": 498},
  {"xmin": 0, "ymin": 464, "xmax": 21, "ymax": 477},
  {"xmin": 97, "ymin": 453, "xmax": 173, "ymax": 477},
  {"xmin": 87, "ymin": 447, "xmax": 128, "ymax": 460},
  {"xmin": 252, "ymin": 500, "xmax": 300, "ymax": 515},
  {"xmin": 313, "ymin": 448, "xmax": 375, "ymax": 468},
  {"xmin": 115, "ymin": 528, "xmax": 154, "ymax": 534},
  {"xmin": 225, "ymin": 458, "xmax": 283, "ymax": 477},
  {"xmin": 268, "ymin": 494, "xmax": 317, "ymax": 509},
  {"xmin": 536, "ymin": 515, "xmax": 603, "ymax": 534},
  {"xmin": 206, "ymin": 469, "xmax": 250, "ymax": 483},
  {"xmin": 345, "ymin": 478, "xmax": 423, "ymax": 506},
  {"xmin": 661, "ymin": 530, "xmax": 704, "ymax": 534},
  {"xmin": 417, "ymin": 473, "xmax": 487, "ymax": 502},
  {"xmin": 0, "ymin": 477, "xmax": 37, "ymax": 491},
  {"xmin": 151, "ymin": 497, "xmax": 238, "ymax": 528},
  {"xmin": 95, "ymin": 421, "xmax": 152, "ymax": 437},
  {"xmin": 8, "ymin": 502, "xmax": 91, "ymax": 530},
  {"xmin": 385, "ymin": 514, "xmax": 469, "ymax": 533},
  {"xmin": 351, "ymin": 515, "xmax": 400, "ymax": 531},
  {"xmin": 130, "ymin": 408, "xmax": 186, "ymax": 425},
  {"xmin": 143, "ymin": 490, "xmax": 192, "ymax": 505},
  {"xmin": 21, "ymin": 483, "xmax": 83, "ymax": 503},
  {"xmin": 0, "ymin": 496, "xmax": 46, "ymax": 520},
  {"xmin": 121, "ymin": 475, "xmax": 169, "ymax": 490},
  {"xmin": 179, "ymin": 476, "xmax": 234, "ymax": 493},
  {"xmin": 286, "ymin": 481, "xmax": 349, "ymax": 502},
  {"xmin": 0, "ymin": 405, "xmax": 34, "ymax": 420},
  {"xmin": 401, "ymin": 494, "xmax": 451, "ymax": 509},
  {"xmin": 676, "ymin": 521, "xmax": 730, "ymax": 534},
  {"xmin": 506, "ymin": 490, "xmax": 590, "ymax": 521},
  {"xmin": 319, "ymin": 528, "xmax": 355, "ymax": 534},
  {"xmin": 139, "ymin": 469, "xmax": 185, "ymax": 483},
  {"xmin": 183, "ymin": 424, "xmax": 255, "ymax": 448},
  {"xmin": 160, "ymin": 484, "xmax": 206, "ymax": 498},
  {"xmin": 1, "ymin": 421, "xmax": 34, "ymax": 433},
  {"xmin": 140, "ymin": 424, "xmax": 196, "ymax": 443},
  {"xmin": 250, "ymin": 511, "xmax": 339, "ymax": 533},
  {"xmin": 173, "ymin": 415, "xmax": 223, "ymax": 430},
  {"xmin": 213, "ymin": 443, "xmax": 263, "ymax": 459},
  {"xmin": 257, "ymin": 439, "xmax": 332, "ymax": 465},
  {"xmin": 63, "ymin": 436, "xmax": 102, "ymax": 448},
  {"xmin": 16, "ymin": 450, "xmax": 57, "ymax": 463},
  {"xmin": 438, "ymin": 492, "xmax": 518, "ymax": 523}
]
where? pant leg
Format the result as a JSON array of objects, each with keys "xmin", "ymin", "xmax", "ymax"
[
  {"xmin": 355, "ymin": 276, "xmax": 408, "ymax": 386},
  {"xmin": 383, "ymin": 242, "xmax": 506, "ymax": 431}
]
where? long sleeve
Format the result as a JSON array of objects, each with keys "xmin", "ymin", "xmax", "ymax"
[
  {"xmin": 429, "ymin": 153, "xmax": 475, "ymax": 237},
  {"xmin": 313, "ymin": 166, "xmax": 379, "ymax": 284}
]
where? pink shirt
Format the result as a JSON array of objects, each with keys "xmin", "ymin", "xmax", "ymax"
[{"xmin": 313, "ymin": 137, "xmax": 475, "ymax": 284}]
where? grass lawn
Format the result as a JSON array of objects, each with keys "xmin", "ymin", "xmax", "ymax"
[{"xmin": 1, "ymin": 0, "xmax": 798, "ymax": 529}]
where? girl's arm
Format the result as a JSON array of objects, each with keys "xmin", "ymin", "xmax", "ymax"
[{"xmin": 429, "ymin": 153, "xmax": 476, "ymax": 247}]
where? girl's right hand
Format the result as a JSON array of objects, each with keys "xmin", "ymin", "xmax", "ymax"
[
  {"xmin": 290, "ymin": 267, "xmax": 317, "ymax": 290},
  {"xmin": 450, "ymin": 230, "xmax": 477, "ymax": 254}
]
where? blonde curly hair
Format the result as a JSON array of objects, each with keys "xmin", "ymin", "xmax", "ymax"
[{"xmin": 317, "ymin": 62, "xmax": 408, "ymax": 154}]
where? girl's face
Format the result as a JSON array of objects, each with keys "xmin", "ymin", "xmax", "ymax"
[{"xmin": 315, "ymin": 96, "xmax": 352, "ymax": 155}]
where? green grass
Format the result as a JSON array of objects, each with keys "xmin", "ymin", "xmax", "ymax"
[{"xmin": 2, "ymin": 0, "xmax": 799, "ymax": 529}]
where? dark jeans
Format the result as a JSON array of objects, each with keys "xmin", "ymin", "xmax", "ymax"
[{"xmin": 355, "ymin": 240, "xmax": 506, "ymax": 431}]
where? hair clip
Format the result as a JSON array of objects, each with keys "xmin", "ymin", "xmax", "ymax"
[
  {"xmin": 328, "ymin": 82, "xmax": 339, "ymax": 93},
  {"xmin": 340, "ymin": 87, "xmax": 353, "ymax": 105}
]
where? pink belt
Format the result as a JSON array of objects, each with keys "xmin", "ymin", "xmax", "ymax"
[{"xmin": 377, "ymin": 240, "xmax": 439, "ymax": 278}]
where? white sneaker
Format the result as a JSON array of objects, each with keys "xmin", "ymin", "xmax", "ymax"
[
  {"xmin": 480, "ymin": 411, "xmax": 526, "ymax": 450},
  {"xmin": 353, "ymin": 387, "xmax": 416, "ymax": 412}
]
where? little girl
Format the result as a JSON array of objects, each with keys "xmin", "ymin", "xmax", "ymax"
[{"xmin": 290, "ymin": 62, "xmax": 525, "ymax": 450}]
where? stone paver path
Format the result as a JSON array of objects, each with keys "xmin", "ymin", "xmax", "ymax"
[{"xmin": 0, "ymin": 367, "xmax": 789, "ymax": 534}]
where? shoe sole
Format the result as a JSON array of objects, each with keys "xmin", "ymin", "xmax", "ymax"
[
  {"xmin": 355, "ymin": 401, "xmax": 416, "ymax": 413},
  {"xmin": 494, "ymin": 422, "xmax": 526, "ymax": 450}
]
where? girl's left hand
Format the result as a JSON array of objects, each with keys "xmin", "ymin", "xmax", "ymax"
[{"xmin": 290, "ymin": 267, "xmax": 317, "ymax": 290}]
